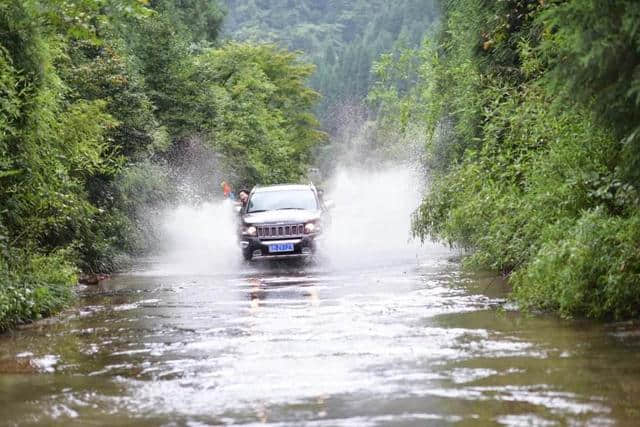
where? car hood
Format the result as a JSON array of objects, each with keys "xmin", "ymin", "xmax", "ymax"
[{"xmin": 242, "ymin": 209, "xmax": 321, "ymax": 225}]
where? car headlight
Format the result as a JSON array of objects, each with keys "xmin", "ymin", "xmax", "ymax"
[
  {"xmin": 304, "ymin": 222, "xmax": 317, "ymax": 234},
  {"xmin": 244, "ymin": 225, "xmax": 257, "ymax": 236}
]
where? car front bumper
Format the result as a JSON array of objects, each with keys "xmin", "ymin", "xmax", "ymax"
[{"xmin": 240, "ymin": 235, "xmax": 319, "ymax": 260}]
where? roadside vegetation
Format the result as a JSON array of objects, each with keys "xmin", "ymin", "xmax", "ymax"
[
  {"xmin": 0, "ymin": 0, "xmax": 324, "ymax": 331},
  {"xmin": 370, "ymin": 0, "xmax": 640, "ymax": 320}
]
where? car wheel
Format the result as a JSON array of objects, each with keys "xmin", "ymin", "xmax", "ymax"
[{"xmin": 242, "ymin": 248, "xmax": 252, "ymax": 261}]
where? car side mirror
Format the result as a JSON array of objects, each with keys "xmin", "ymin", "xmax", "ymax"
[
  {"xmin": 324, "ymin": 199, "xmax": 335, "ymax": 210},
  {"xmin": 234, "ymin": 204, "xmax": 242, "ymax": 213}
]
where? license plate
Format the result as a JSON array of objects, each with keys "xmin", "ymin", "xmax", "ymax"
[{"xmin": 268, "ymin": 243, "xmax": 294, "ymax": 253}]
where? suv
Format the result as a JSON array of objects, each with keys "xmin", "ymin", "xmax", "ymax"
[{"xmin": 237, "ymin": 184, "xmax": 329, "ymax": 261}]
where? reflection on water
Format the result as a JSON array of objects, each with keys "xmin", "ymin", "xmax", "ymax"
[{"xmin": 1, "ymin": 251, "xmax": 640, "ymax": 426}]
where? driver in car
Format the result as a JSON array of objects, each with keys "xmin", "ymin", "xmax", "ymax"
[{"xmin": 238, "ymin": 189, "xmax": 250, "ymax": 210}]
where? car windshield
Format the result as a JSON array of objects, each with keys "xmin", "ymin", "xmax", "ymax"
[{"xmin": 247, "ymin": 189, "xmax": 318, "ymax": 213}]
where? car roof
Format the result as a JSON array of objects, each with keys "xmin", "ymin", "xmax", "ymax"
[{"xmin": 252, "ymin": 184, "xmax": 314, "ymax": 193}]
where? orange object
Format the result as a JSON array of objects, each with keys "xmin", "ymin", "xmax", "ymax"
[{"xmin": 221, "ymin": 181, "xmax": 232, "ymax": 197}]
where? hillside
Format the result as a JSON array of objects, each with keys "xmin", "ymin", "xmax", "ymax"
[{"xmin": 222, "ymin": 0, "xmax": 439, "ymax": 124}]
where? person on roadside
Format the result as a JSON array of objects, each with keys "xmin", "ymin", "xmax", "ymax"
[{"xmin": 221, "ymin": 181, "xmax": 236, "ymax": 200}]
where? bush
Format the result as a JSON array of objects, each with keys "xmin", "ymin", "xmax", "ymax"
[
  {"xmin": 0, "ymin": 250, "xmax": 76, "ymax": 332},
  {"xmin": 513, "ymin": 209, "xmax": 640, "ymax": 320}
]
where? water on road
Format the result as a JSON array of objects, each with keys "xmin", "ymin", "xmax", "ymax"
[{"xmin": 1, "ymin": 252, "xmax": 639, "ymax": 426}]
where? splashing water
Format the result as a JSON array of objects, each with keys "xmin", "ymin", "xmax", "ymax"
[
  {"xmin": 151, "ymin": 166, "xmax": 442, "ymax": 275},
  {"xmin": 320, "ymin": 167, "xmax": 443, "ymax": 269},
  {"xmin": 156, "ymin": 199, "xmax": 241, "ymax": 275}
]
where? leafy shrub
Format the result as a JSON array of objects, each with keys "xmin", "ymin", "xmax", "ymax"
[
  {"xmin": 0, "ymin": 250, "xmax": 76, "ymax": 332},
  {"xmin": 513, "ymin": 209, "xmax": 640, "ymax": 320}
]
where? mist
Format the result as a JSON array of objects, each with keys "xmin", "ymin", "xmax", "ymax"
[{"xmin": 320, "ymin": 167, "xmax": 441, "ymax": 270}]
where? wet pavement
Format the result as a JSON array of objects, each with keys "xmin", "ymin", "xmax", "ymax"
[{"xmin": 1, "ymin": 248, "xmax": 640, "ymax": 426}]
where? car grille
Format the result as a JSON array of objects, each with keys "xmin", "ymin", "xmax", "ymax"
[{"xmin": 257, "ymin": 224, "xmax": 304, "ymax": 239}]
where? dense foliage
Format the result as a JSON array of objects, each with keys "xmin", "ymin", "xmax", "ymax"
[
  {"xmin": 372, "ymin": 0, "xmax": 640, "ymax": 319},
  {"xmin": 222, "ymin": 0, "xmax": 439, "ymax": 123},
  {"xmin": 189, "ymin": 43, "xmax": 325, "ymax": 186},
  {"xmin": 0, "ymin": 0, "xmax": 146, "ymax": 330},
  {"xmin": 0, "ymin": 0, "xmax": 324, "ymax": 330}
]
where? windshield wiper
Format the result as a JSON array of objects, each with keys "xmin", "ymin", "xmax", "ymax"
[
  {"xmin": 247, "ymin": 209, "xmax": 267, "ymax": 213},
  {"xmin": 276, "ymin": 207, "xmax": 304, "ymax": 210}
]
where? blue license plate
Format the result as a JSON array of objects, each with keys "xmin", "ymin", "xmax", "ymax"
[{"xmin": 268, "ymin": 243, "xmax": 294, "ymax": 253}]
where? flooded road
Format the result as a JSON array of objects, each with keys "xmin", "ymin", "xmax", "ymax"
[
  {"xmin": 2, "ymin": 169, "xmax": 640, "ymax": 426},
  {"xmin": 1, "ymin": 250, "xmax": 640, "ymax": 426}
]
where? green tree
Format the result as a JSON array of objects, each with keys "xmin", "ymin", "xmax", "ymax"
[
  {"xmin": 192, "ymin": 43, "xmax": 326, "ymax": 186},
  {"xmin": 150, "ymin": 0, "xmax": 225, "ymax": 43},
  {"xmin": 0, "ymin": 0, "xmax": 150, "ymax": 330}
]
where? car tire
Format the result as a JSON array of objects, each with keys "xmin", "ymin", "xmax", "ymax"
[{"xmin": 242, "ymin": 248, "xmax": 252, "ymax": 261}]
